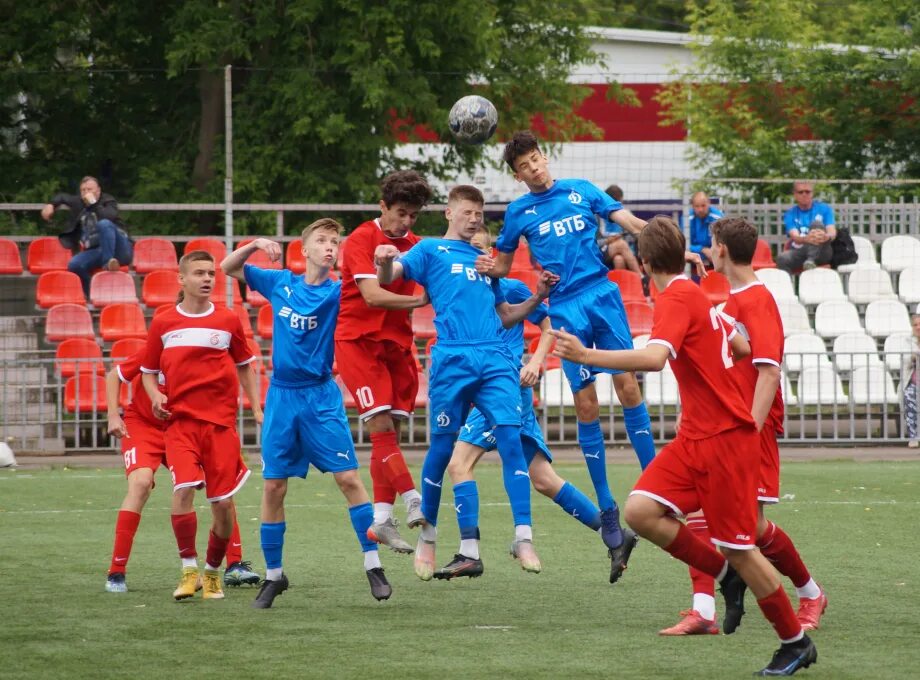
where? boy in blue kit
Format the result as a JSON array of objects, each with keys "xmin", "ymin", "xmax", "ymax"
[
  {"xmin": 434, "ymin": 226, "xmax": 613, "ymax": 582},
  {"xmin": 221, "ymin": 219, "xmax": 393, "ymax": 609},
  {"xmin": 475, "ymin": 130, "xmax": 654, "ymax": 583},
  {"xmin": 376, "ymin": 185, "xmax": 559, "ymax": 580}
]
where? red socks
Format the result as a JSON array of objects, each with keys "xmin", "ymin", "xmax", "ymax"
[
  {"xmin": 108, "ymin": 510, "xmax": 141, "ymax": 574},
  {"xmin": 171, "ymin": 512, "xmax": 197, "ymax": 559},
  {"xmin": 224, "ymin": 521, "xmax": 242, "ymax": 567},
  {"xmin": 686, "ymin": 516, "xmax": 716, "ymax": 596},
  {"xmin": 757, "ymin": 521, "xmax": 811, "ymax": 588},
  {"xmin": 369, "ymin": 430, "xmax": 416, "ymax": 501},
  {"xmin": 757, "ymin": 585, "xmax": 804, "ymax": 642},
  {"xmin": 206, "ymin": 530, "xmax": 230, "ymax": 570},
  {"xmin": 665, "ymin": 522, "xmax": 726, "ymax": 579}
]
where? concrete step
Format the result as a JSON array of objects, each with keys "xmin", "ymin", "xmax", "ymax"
[
  {"xmin": 0, "ymin": 423, "xmax": 51, "ymax": 439},
  {"xmin": 0, "ymin": 350, "xmax": 52, "ymax": 362},
  {"xmin": 2, "ymin": 401, "xmax": 59, "ymax": 420},
  {"xmin": 0, "ymin": 316, "xmax": 40, "ymax": 333},
  {"xmin": 0, "ymin": 383, "xmax": 60, "ymax": 403},
  {"xmin": 0, "ymin": 366, "xmax": 53, "ymax": 383},
  {"xmin": 0, "ymin": 333, "xmax": 39, "ymax": 351}
]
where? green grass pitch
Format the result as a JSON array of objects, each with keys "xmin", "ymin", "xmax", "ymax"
[{"xmin": 1, "ymin": 459, "xmax": 917, "ymax": 679}]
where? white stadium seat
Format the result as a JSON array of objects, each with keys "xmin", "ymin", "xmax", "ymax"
[
  {"xmin": 782, "ymin": 373, "xmax": 798, "ymax": 408},
  {"xmin": 847, "ymin": 268, "xmax": 897, "ymax": 305},
  {"xmin": 776, "ymin": 299, "xmax": 813, "ymax": 336},
  {"xmin": 798, "ymin": 268, "xmax": 846, "ymax": 306},
  {"xmin": 883, "ymin": 332, "xmax": 915, "ymax": 374},
  {"xmin": 897, "ymin": 267, "xmax": 920, "ymax": 305},
  {"xmin": 849, "ymin": 366, "xmax": 898, "ymax": 405},
  {"xmin": 837, "ymin": 235, "xmax": 880, "ymax": 274},
  {"xmin": 644, "ymin": 365, "xmax": 680, "ymax": 406},
  {"xmin": 755, "ymin": 268, "xmax": 797, "ymax": 302},
  {"xmin": 832, "ymin": 332, "xmax": 883, "ymax": 373},
  {"xmin": 540, "ymin": 368, "xmax": 574, "ymax": 407},
  {"xmin": 880, "ymin": 235, "xmax": 920, "ymax": 274},
  {"xmin": 783, "ymin": 333, "xmax": 831, "ymax": 373},
  {"xmin": 814, "ymin": 300, "xmax": 862, "ymax": 339},
  {"xmin": 863, "ymin": 299, "xmax": 911, "ymax": 338},
  {"xmin": 594, "ymin": 373, "xmax": 620, "ymax": 406},
  {"xmin": 798, "ymin": 366, "xmax": 848, "ymax": 405}
]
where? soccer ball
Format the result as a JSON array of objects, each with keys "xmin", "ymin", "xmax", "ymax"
[{"xmin": 448, "ymin": 95, "xmax": 498, "ymax": 145}]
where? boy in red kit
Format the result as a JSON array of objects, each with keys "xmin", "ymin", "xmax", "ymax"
[
  {"xmin": 141, "ymin": 251, "xmax": 260, "ymax": 601},
  {"xmin": 103, "ymin": 347, "xmax": 260, "ymax": 593},
  {"xmin": 659, "ymin": 217, "xmax": 825, "ymax": 636},
  {"xmin": 336, "ymin": 170, "xmax": 431, "ymax": 551},
  {"xmin": 552, "ymin": 217, "xmax": 817, "ymax": 677}
]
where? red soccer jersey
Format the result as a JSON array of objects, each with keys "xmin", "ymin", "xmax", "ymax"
[
  {"xmin": 336, "ymin": 218, "xmax": 420, "ymax": 346},
  {"xmin": 648, "ymin": 276, "xmax": 754, "ymax": 440},
  {"xmin": 141, "ymin": 302, "xmax": 254, "ymax": 427},
  {"xmin": 722, "ymin": 281, "xmax": 785, "ymax": 434},
  {"xmin": 117, "ymin": 349, "xmax": 166, "ymax": 431}
]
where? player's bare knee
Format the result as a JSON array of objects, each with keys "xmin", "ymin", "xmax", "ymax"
[
  {"xmin": 334, "ymin": 470, "xmax": 362, "ymax": 495},
  {"xmin": 573, "ymin": 386, "xmax": 600, "ymax": 422},
  {"xmin": 623, "ymin": 494, "xmax": 655, "ymax": 533},
  {"xmin": 613, "ymin": 373, "xmax": 643, "ymax": 408},
  {"xmin": 446, "ymin": 444, "xmax": 478, "ymax": 483},
  {"xmin": 365, "ymin": 412, "xmax": 396, "ymax": 434},
  {"xmin": 263, "ymin": 478, "xmax": 287, "ymax": 502},
  {"xmin": 529, "ymin": 458, "xmax": 561, "ymax": 497}
]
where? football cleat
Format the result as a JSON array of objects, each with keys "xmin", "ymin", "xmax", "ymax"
[
  {"xmin": 434, "ymin": 554, "xmax": 484, "ymax": 580},
  {"xmin": 510, "ymin": 538, "xmax": 542, "ymax": 574},
  {"xmin": 414, "ymin": 537, "xmax": 437, "ymax": 581},
  {"xmin": 367, "ymin": 518, "xmax": 414, "ymax": 554},
  {"xmin": 756, "ymin": 635, "xmax": 817, "ymax": 676},
  {"xmin": 608, "ymin": 529, "xmax": 639, "ymax": 585},
  {"xmin": 224, "ymin": 560, "xmax": 261, "ymax": 587},
  {"xmin": 599, "ymin": 507, "xmax": 625, "ymax": 550},
  {"xmin": 252, "ymin": 574, "xmax": 290, "ymax": 609},
  {"xmin": 105, "ymin": 572, "xmax": 127, "ymax": 594},
  {"xmin": 796, "ymin": 591, "xmax": 828, "ymax": 631},
  {"xmin": 366, "ymin": 567, "xmax": 392, "ymax": 601},
  {"xmin": 720, "ymin": 565, "xmax": 748, "ymax": 634},
  {"xmin": 658, "ymin": 610, "xmax": 720, "ymax": 636},
  {"xmin": 202, "ymin": 568, "xmax": 224, "ymax": 599},
  {"xmin": 405, "ymin": 497, "xmax": 425, "ymax": 529},
  {"xmin": 173, "ymin": 567, "xmax": 201, "ymax": 601}
]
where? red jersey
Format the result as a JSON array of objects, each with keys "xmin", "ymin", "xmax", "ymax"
[
  {"xmin": 336, "ymin": 218, "xmax": 419, "ymax": 346},
  {"xmin": 648, "ymin": 276, "xmax": 754, "ymax": 440},
  {"xmin": 722, "ymin": 281, "xmax": 785, "ymax": 434},
  {"xmin": 117, "ymin": 350, "xmax": 166, "ymax": 431},
  {"xmin": 141, "ymin": 302, "xmax": 253, "ymax": 427}
]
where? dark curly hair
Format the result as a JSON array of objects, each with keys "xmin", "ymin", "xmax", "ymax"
[
  {"xmin": 502, "ymin": 130, "xmax": 541, "ymax": 171},
  {"xmin": 380, "ymin": 170, "xmax": 433, "ymax": 209}
]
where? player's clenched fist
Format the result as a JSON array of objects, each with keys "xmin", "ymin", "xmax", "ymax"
[
  {"xmin": 550, "ymin": 327, "xmax": 590, "ymax": 364},
  {"xmin": 535, "ymin": 270, "xmax": 560, "ymax": 299},
  {"xmin": 251, "ymin": 238, "xmax": 282, "ymax": 263},
  {"xmin": 374, "ymin": 244, "xmax": 400, "ymax": 265}
]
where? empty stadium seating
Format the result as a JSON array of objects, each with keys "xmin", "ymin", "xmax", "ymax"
[
  {"xmin": 36, "ymin": 271, "xmax": 85, "ymax": 308},
  {"xmin": 109, "ymin": 338, "xmax": 146, "ymax": 363},
  {"xmin": 412, "ymin": 305, "xmax": 436, "ymax": 338},
  {"xmin": 847, "ymin": 268, "xmax": 897, "ymax": 305},
  {"xmin": 64, "ymin": 375, "xmax": 107, "ymax": 413},
  {"xmin": 850, "ymin": 365, "xmax": 898, "ymax": 404},
  {"xmin": 27, "ymin": 237, "xmax": 71, "ymax": 274},
  {"xmin": 90, "ymin": 271, "xmax": 138, "ymax": 307},
  {"xmin": 645, "ymin": 365, "xmax": 680, "ymax": 406},
  {"xmin": 508, "ymin": 269, "xmax": 539, "ymax": 293},
  {"xmin": 864, "ymin": 299, "xmax": 911, "ymax": 338},
  {"xmin": 238, "ymin": 238, "xmax": 283, "ymax": 270},
  {"xmin": 783, "ymin": 333, "xmax": 831, "ymax": 373},
  {"xmin": 210, "ymin": 273, "xmax": 242, "ymax": 305},
  {"xmin": 624, "ymin": 302, "xmax": 654, "ymax": 336},
  {"xmin": 46, "ymin": 303, "xmax": 94, "ymax": 341},
  {"xmin": 798, "ymin": 268, "xmax": 846, "ymax": 306},
  {"xmin": 133, "ymin": 237, "xmax": 178, "ymax": 273},
  {"xmin": 0, "ymin": 238, "xmax": 23, "ymax": 274},
  {"xmin": 898, "ymin": 267, "xmax": 920, "ymax": 305},
  {"xmin": 257, "ymin": 304, "xmax": 273, "ymax": 339},
  {"xmin": 246, "ymin": 286, "xmax": 270, "ymax": 307},
  {"xmin": 234, "ymin": 306, "xmax": 255, "ymax": 338},
  {"xmin": 881, "ymin": 235, "xmax": 920, "ymax": 273},
  {"xmin": 883, "ymin": 332, "xmax": 914, "ymax": 374},
  {"xmin": 751, "ymin": 239, "xmax": 776, "ymax": 270},
  {"xmin": 606, "ymin": 270, "xmax": 645, "ymax": 303},
  {"xmin": 594, "ymin": 373, "xmax": 620, "ymax": 406},
  {"xmin": 55, "ymin": 338, "xmax": 104, "ymax": 378},
  {"xmin": 99, "ymin": 303, "xmax": 147, "ymax": 341},
  {"xmin": 797, "ymin": 366, "xmax": 847, "ymax": 405},
  {"xmin": 141, "ymin": 270, "xmax": 181, "ymax": 307},
  {"xmin": 540, "ymin": 368, "xmax": 574, "ymax": 407},
  {"xmin": 286, "ymin": 239, "xmax": 305, "ymax": 274},
  {"xmin": 814, "ymin": 300, "xmax": 862, "ymax": 338},
  {"xmin": 184, "ymin": 237, "xmax": 228, "ymax": 261},
  {"xmin": 832, "ymin": 333, "xmax": 883, "ymax": 373},
  {"xmin": 700, "ymin": 271, "xmax": 730, "ymax": 305},
  {"xmin": 756, "ymin": 268, "xmax": 797, "ymax": 302},
  {"xmin": 776, "ymin": 299, "xmax": 813, "ymax": 336},
  {"xmin": 837, "ymin": 236, "xmax": 879, "ymax": 274}
]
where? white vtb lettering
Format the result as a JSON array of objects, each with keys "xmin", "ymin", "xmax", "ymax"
[
  {"xmin": 290, "ymin": 314, "xmax": 318, "ymax": 330},
  {"xmin": 552, "ymin": 214, "xmax": 586, "ymax": 237}
]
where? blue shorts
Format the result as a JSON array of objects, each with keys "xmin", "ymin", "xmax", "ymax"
[
  {"xmin": 457, "ymin": 387, "xmax": 553, "ymax": 464},
  {"xmin": 261, "ymin": 379, "xmax": 357, "ymax": 479},
  {"xmin": 549, "ymin": 280, "xmax": 634, "ymax": 392},
  {"xmin": 428, "ymin": 341, "xmax": 522, "ymax": 435}
]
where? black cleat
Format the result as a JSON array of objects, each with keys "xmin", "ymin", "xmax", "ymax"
[
  {"xmin": 720, "ymin": 565, "xmax": 747, "ymax": 634},
  {"xmin": 366, "ymin": 567, "xmax": 392, "ymax": 601},
  {"xmin": 434, "ymin": 554, "xmax": 484, "ymax": 580},
  {"xmin": 755, "ymin": 635, "xmax": 817, "ymax": 676},
  {"xmin": 252, "ymin": 574, "xmax": 289, "ymax": 609},
  {"xmin": 608, "ymin": 529, "xmax": 639, "ymax": 585}
]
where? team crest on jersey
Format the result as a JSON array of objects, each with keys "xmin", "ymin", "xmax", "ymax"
[
  {"xmin": 579, "ymin": 366, "xmax": 591, "ymax": 381},
  {"xmin": 209, "ymin": 332, "xmax": 220, "ymax": 346},
  {"xmin": 436, "ymin": 411, "xmax": 451, "ymax": 427},
  {"xmin": 568, "ymin": 190, "xmax": 582, "ymax": 204}
]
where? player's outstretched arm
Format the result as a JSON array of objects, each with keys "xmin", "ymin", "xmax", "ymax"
[
  {"xmin": 551, "ymin": 327, "xmax": 670, "ymax": 372},
  {"xmin": 356, "ymin": 278, "xmax": 428, "ymax": 309},
  {"xmin": 520, "ymin": 317, "xmax": 554, "ymax": 387},
  {"xmin": 609, "ymin": 209, "xmax": 647, "ymax": 236},
  {"xmin": 221, "ymin": 238, "xmax": 282, "ymax": 282},
  {"xmin": 237, "ymin": 363, "xmax": 264, "ymax": 425},
  {"xmin": 374, "ymin": 244, "xmax": 404, "ymax": 284},
  {"xmin": 105, "ymin": 367, "xmax": 127, "ymax": 438},
  {"xmin": 474, "ymin": 250, "xmax": 513, "ymax": 279},
  {"xmin": 495, "ymin": 271, "xmax": 559, "ymax": 329}
]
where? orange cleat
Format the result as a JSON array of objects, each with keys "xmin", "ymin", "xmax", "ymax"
[
  {"xmin": 658, "ymin": 610, "xmax": 720, "ymax": 636},
  {"xmin": 796, "ymin": 591, "xmax": 828, "ymax": 631}
]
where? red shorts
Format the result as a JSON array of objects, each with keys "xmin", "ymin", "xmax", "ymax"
[
  {"xmin": 335, "ymin": 338, "xmax": 419, "ymax": 420},
  {"xmin": 165, "ymin": 417, "xmax": 250, "ymax": 502},
  {"xmin": 631, "ymin": 425, "xmax": 760, "ymax": 550},
  {"xmin": 758, "ymin": 428, "xmax": 780, "ymax": 504},
  {"xmin": 121, "ymin": 415, "xmax": 167, "ymax": 485}
]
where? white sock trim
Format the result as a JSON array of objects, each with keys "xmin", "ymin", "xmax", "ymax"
[
  {"xmin": 795, "ymin": 578, "xmax": 821, "ymax": 600},
  {"xmin": 781, "ymin": 630, "xmax": 805, "ymax": 645},
  {"xmin": 180, "ymin": 557, "xmax": 198, "ymax": 569},
  {"xmin": 514, "ymin": 524, "xmax": 532, "ymax": 542},
  {"xmin": 373, "ymin": 502, "xmax": 393, "ymax": 525},
  {"xmin": 364, "ymin": 550, "xmax": 382, "ymax": 571},
  {"xmin": 265, "ymin": 567, "xmax": 283, "ymax": 581},
  {"xmin": 459, "ymin": 539, "xmax": 480, "ymax": 560},
  {"xmin": 692, "ymin": 593, "xmax": 716, "ymax": 621},
  {"xmin": 420, "ymin": 524, "xmax": 437, "ymax": 542}
]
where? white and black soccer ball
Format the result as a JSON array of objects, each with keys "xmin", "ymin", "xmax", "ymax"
[{"xmin": 448, "ymin": 95, "xmax": 498, "ymax": 145}]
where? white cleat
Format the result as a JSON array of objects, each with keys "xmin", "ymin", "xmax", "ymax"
[{"xmin": 414, "ymin": 537, "xmax": 437, "ymax": 581}]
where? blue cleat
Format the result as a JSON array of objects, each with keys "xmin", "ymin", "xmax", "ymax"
[
  {"xmin": 105, "ymin": 572, "xmax": 127, "ymax": 593},
  {"xmin": 755, "ymin": 635, "xmax": 817, "ymax": 676},
  {"xmin": 224, "ymin": 560, "xmax": 261, "ymax": 587},
  {"xmin": 599, "ymin": 507, "xmax": 624, "ymax": 550}
]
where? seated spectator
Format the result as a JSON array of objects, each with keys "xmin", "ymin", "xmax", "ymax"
[
  {"xmin": 687, "ymin": 191, "xmax": 722, "ymax": 268},
  {"xmin": 598, "ymin": 184, "xmax": 641, "ymax": 274},
  {"xmin": 903, "ymin": 307, "xmax": 920, "ymax": 449},
  {"xmin": 41, "ymin": 176, "xmax": 133, "ymax": 295},
  {"xmin": 776, "ymin": 181, "xmax": 835, "ymax": 273}
]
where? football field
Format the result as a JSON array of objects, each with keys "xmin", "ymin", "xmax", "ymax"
[{"xmin": 1, "ymin": 459, "xmax": 917, "ymax": 679}]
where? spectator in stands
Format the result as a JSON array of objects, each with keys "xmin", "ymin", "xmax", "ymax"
[
  {"xmin": 687, "ymin": 191, "xmax": 722, "ymax": 269},
  {"xmin": 776, "ymin": 181, "xmax": 836, "ymax": 273},
  {"xmin": 903, "ymin": 306, "xmax": 920, "ymax": 449},
  {"xmin": 598, "ymin": 184, "xmax": 641, "ymax": 273},
  {"xmin": 41, "ymin": 176, "xmax": 133, "ymax": 295}
]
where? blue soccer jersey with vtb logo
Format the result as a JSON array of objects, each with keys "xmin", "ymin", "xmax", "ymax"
[
  {"xmin": 497, "ymin": 178, "xmax": 622, "ymax": 301},
  {"xmin": 498, "ymin": 278, "xmax": 547, "ymax": 362},
  {"xmin": 399, "ymin": 238, "xmax": 507, "ymax": 343},
  {"xmin": 244, "ymin": 264, "xmax": 339, "ymax": 385}
]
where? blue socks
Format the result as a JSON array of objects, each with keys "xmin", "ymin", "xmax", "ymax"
[
  {"xmin": 577, "ymin": 419, "xmax": 615, "ymax": 511},
  {"xmin": 623, "ymin": 403, "xmax": 656, "ymax": 470},
  {"xmin": 553, "ymin": 481, "xmax": 601, "ymax": 530},
  {"xmin": 492, "ymin": 425, "xmax": 531, "ymax": 527},
  {"xmin": 260, "ymin": 521, "xmax": 286, "ymax": 570},
  {"xmin": 348, "ymin": 502, "xmax": 376, "ymax": 553},
  {"xmin": 420, "ymin": 433, "xmax": 455, "ymax": 527},
  {"xmin": 453, "ymin": 480, "xmax": 480, "ymax": 539}
]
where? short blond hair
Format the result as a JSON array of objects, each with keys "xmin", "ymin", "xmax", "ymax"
[
  {"xmin": 302, "ymin": 218, "xmax": 343, "ymax": 242},
  {"xmin": 178, "ymin": 250, "xmax": 214, "ymax": 273}
]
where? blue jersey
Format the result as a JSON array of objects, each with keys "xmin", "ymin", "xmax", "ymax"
[
  {"xmin": 399, "ymin": 238, "xmax": 506, "ymax": 343},
  {"xmin": 688, "ymin": 206, "xmax": 723, "ymax": 254},
  {"xmin": 783, "ymin": 201, "xmax": 835, "ymax": 236},
  {"xmin": 499, "ymin": 278, "xmax": 548, "ymax": 361},
  {"xmin": 244, "ymin": 265, "xmax": 339, "ymax": 385},
  {"xmin": 498, "ymin": 178, "xmax": 621, "ymax": 301}
]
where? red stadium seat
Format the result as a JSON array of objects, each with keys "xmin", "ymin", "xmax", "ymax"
[
  {"xmin": 184, "ymin": 237, "xmax": 227, "ymax": 262},
  {"xmin": 286, "ymin": 239, "xmax": 305, "ymax": 274},
  {"xmin": 55, "ymin": 338, "xmax": 104, "ymax": 378},
  {"xmin": 99, "ymin": 303, "xmax": 147, "ymax": 341},
  {"xmin": 240, "ymin": 378, "xmax": 269, "ymax": 409},
  {"xmin": 36, "ymin": 271, "xmax": 85, "ymax": 308},
  {"xmin": 752, "ymin": 239, "xmax": 777, "ymax": 270},
  {"xmin": 0, "ymin": 238, "xmax": 23, "ymax": 274},
  {"xmin": 90, "ymin": 271, "xmax": 138, "ymax": 307},
  {"xmin": 210, "ymin": 272, "xmax": 242, "ymax": 306},
  {"xmin": 606, "ymin": 270, "xmax": 646, "ymax": 303},
  {"xmin": 238, "ymin": 238, "xmax": 283, "ymax": 270},
  {"xmin": 64, "ymin": 375, "xmax": 107, "ymax": 413},
  {"xmin": 141, "ymin": 270, "xmax": 181, "ymax": 308},
  {"xmin": 133, "ymin": 237, "xmax": 178, "ymax": 274},
  {"xmin": 412, "ymin": 305, "xmax": 436, "ymax": 339},
  {"xmin": 257, "ymin": 304, "xmax": 274, "ymax": 339},
  {"xmin": 154, "ymin": 303, "xmax": 174, "ymax": 318},
  {"xmin": 46, "ymin": 303, "xmax": 95, "ymax": 342},
  {"xmin": 233, "ymin": 306, "xmax": 255, "ymax": 338},
  {"xmin": 28, "ymin": 237, "xmax": 71, "ymax": 274},
  {"xmin": 527, "ymin": 335, "xmax": 561, "ymax": 370},
  {"xmin": 110, "ymin": 338, "xmax": 146, "ymax": 364},
  {"xmin": 700, "ymin": 271, "xmax": 730, "ymax": 305},
  {"xmin": 523, "ymin": 320, "xmax": 541, "ymax": 340},
  {"xmin": 511, "ymin": 242, "xmax": 536, "ymax": 272},
  {"xmin": 246, "ymin": 286, "xmax": 270, "ymax": 307},
  {"xmin": 508, "ymin": 269, "xmax": 539, "ymax": 292},
  {"xmin": 624, "ymin": 302, "xmax": 654, "ymax": 337}
]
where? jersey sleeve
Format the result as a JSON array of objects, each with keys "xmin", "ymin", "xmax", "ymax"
[
  {"xmin": 244, "ymin": 264, "xmax": 286, "ymax": 298},
  {"xmin": 583, "ymin": 181, "xmax": 621, "ymax": 217},
  {"xmin": 747, "ymin": 307, "xmax": 784, "ymax": 368},
  {"xmin": 397, "ymin": 242, "xmax": 427, "ymax": 286},
  {"xmin": 496, "ymin": 210, "xmax": 523, "ymax": 254},
  {"xmin": 141, "ymin": 317, "xmax": 164, "ymax": 373},
  {"xmin": 228, "ymin": 314, "xmax": 255, "ymax": 366},
  {"xmin": 820, "ymin": 203, "xmax": 836, "ymax": 227},
  {"xmin": 648, "ymin": 294, "xmax": 690, "ymax": 359},
  {"xmin": 343, "ymin": 228, "xmax": 376, "ymax": 279},
  {"xmin": 116, "ymin": 351, "xmax": 144, "ymax": 383}
]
